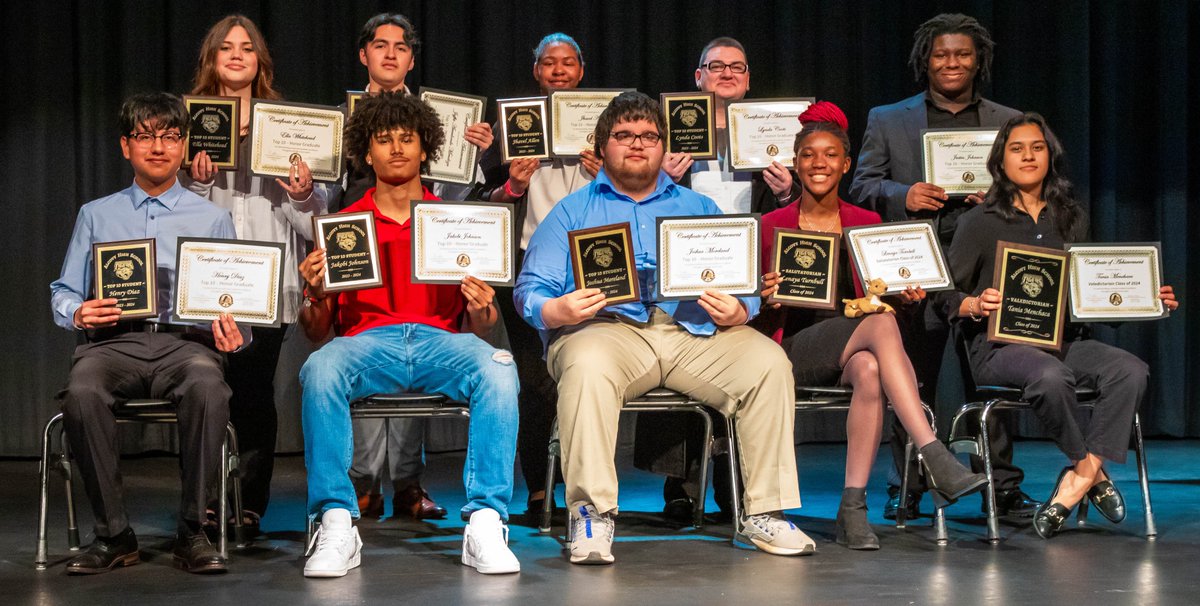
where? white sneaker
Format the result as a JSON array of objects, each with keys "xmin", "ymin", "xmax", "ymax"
[
  {"xmin": 304, "ymin": 508, "xmax": 363, "ymax": 578},
  {"xmin": 567, "ymin": 504, "xmax": 615, "ymax": 565},
  {"xmin": 461, "ymin": 508, "xmax": 520, "ymax": 574},
  {"xmin": 738, "ymin": 511, "xmax": 816, "ymax": 556}
]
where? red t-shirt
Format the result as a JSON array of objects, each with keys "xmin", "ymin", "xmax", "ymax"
[{"xmin": 334, "ymin": 187, "xmax": 465, "ymax": 337}]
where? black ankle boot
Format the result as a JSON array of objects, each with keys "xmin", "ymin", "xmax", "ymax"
[
  {"xmin": 835, "ymin": 487, "xmax": 880, "ymax": 550},
  {"xmin": 918, "ymin": 441, "xmax": 988, "ymax": 508}
]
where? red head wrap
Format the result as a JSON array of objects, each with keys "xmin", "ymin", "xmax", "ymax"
[{"xmin": 798, "ymin": 101, "xmax": 849, "ymax": 131}]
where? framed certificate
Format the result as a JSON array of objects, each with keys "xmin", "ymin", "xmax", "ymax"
[
  {"xmin": 988, "ymin": 241, "xmax": 1069, "ymax": 351},
  {"xmin": 345, "ymin": 91, "xmax": 366, "ymax": 117},
  {"xmin": 497, "ymin": 97, "xmax": 550, "ymax": 162},
  {"xmin": 657, "ymin": 214, "xmax": 760, "ymax": 301},
  {"xmin": 418, "ymin": 87, "xmax": 486, "ymax": 186},
  {"xmin": 312, "ymin": 212, "xmax": 383, "ymax": 293},
  {"xmin": 249, "ymin": 99, "xmax": 345, "ymax": 183},
  {"xmin": 172, "ymin": 238, "xmax": 286, "ymax": 327},
  {"xmin": 660, "ymin": 92, "xmax": 717, "ymax": 160},
  {"xmin": 410, "ymin": 201, "xmax": 516, "ymax": 286},
  {"xmin": 92, "ymin": 239, "xmax": 157, "ymax": 320},
  {"xmin": 768, "ymin": 228, "xmax": 839, "ymax": 309},
  {"xmin": 549, "ymin": 89, "xmax": 630, "ymax": 157},
  {"xmin": 725, "ymin": 97, "xmax": 814, "ymax": 171},
  {"xmin": 843, "ymin": 220, "xmax": 954, "ymax": 294},
  {"xmin": 1067, "ymin": 243, "xmax": 1165, "ymax": 322},
  {"xmin": 569, "ymin": 223, "xmax": 640, "ymax": 306},
  {"xmin": 183, "ymin": 95, "xmax": 239, "ymax": 169},
  {"xmin": 920, "ymin": 128, "xmax": 999, "ymax": 195}
]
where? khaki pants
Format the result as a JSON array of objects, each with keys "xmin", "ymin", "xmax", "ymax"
[{"xmin": 547, "ymin": 309, "xmax": 800, "ymax": 516}]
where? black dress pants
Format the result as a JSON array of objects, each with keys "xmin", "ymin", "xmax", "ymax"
[{"xmin": 222, "ymin": 324, "xmax": 286, "ymax": 516}]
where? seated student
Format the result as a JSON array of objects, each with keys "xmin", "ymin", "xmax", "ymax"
[
  {"xmin": 49, "ymin": 92, "xmax": 246, "ymax": 574},
  {"xmin": 515, "ymin": 91, "xmax": 814, "ymax": 565},
  {"xmin": 755, "ymin": 102, "xmax": 986, "ymax": 550},
  {"xmin": 297, "ymin": 92, "xmax": 519, "ymax": 578},
  {"xmin": 933, "ymin": 113, "xmax": 1180, "ymax": 538}
]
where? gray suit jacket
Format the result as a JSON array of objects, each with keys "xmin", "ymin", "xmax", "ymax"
[{"xmin": 849, "ymin": 92, "xmax": 1021, "ymax": 239}]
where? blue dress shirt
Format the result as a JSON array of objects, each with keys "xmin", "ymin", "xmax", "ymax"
[
  {"xmin": 515, "ymin": 169, "xmax": 761, "ymax": 350},
  {"xmin": 50, "ymin": 179, "xmax": 237, "ymax": 330}
]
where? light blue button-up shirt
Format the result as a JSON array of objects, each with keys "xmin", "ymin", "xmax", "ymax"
[
  {"xmin": 50, "ymin": 179, "xmax": 237, "ymax": 330},
  {"xmin": 515, "ymin": 169, "xmax": 760, "ymax": 351}
]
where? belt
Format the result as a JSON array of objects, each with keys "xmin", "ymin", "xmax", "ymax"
[{"xmin": 88, "ymin": 321, "xmax": 206, "ymax": 342}]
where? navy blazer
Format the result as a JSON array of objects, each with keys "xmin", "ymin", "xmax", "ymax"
[{"xmin": 849, "ymin": 92, "xmax": 1021, "ymax": 237}]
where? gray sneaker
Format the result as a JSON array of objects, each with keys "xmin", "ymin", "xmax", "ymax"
[
  {"xmin": 738, "ymin": 511, "xmax": 817, "ymax": 556},
  {"xmin": 567, "ymin": 504, "xmax": 615, "ymax": 565}
]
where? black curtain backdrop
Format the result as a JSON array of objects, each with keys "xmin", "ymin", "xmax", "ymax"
[{"xmin": 2, "ymin": 0, "xmax": 1197, "ymax": 455}]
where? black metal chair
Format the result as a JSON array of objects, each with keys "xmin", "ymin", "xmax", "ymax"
[
  {"xmin": 304, "ymin": 393, "xmax": 470, "ymax": 553},
  {"xmin": 947, "ymin": 326, "xmax": 1157, "ymax": 542},
  {"xmin": 36, "ymin": 399, "xmax": 244, "ymax": 570},
  {"xmin": 793, "ymin": 385, "xmax": 950, "ymax": 544},
  {"xmin": 540, "ymin": 388, "xmax": 740, "ymax": 537}
]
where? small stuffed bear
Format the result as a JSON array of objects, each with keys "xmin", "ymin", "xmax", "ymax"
[{"xmin": 842, "ymin": 278, "xmax": 895, "ymax": 318}]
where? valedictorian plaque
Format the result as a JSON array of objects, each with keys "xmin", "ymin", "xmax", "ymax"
[
  {"xmin": 843, "ymin": 220, "xmax": 954, "ymax": 294},
  {"xmin": 411, "ymin": 201, "xmax": 515, "ymax": 286},
  {"xmin": 313, "ymin": 212, "xmax": 383, "ymax": 293},
  {"xmin": 726, "ymin": 98, "xmax": 814, "ymax": 171},
  {"xmin": 419, "ymin": 87, "xmax": 486, "ymax": 186},
  {"xmin": 568, "ymin": 223, "xmax": 639, "ymax": 306},
  {"xmin": 92, "ymin": 239, "xmax": 157, "ymax": 320},
  {"xmin": 173, "ymin": 238, "xmax": 285, "ymax": 327},
  {"xmin": 768, "ymin": 228, "xmax": 839, "ymax": 309},
  {"xmin": 1067, "ymin": 243, "xmax": 1166, "ymax": 322},
  {"xmin": 657, "ymin": 214, "xmax": 760, "ymax": 301},
  {"xmin": 661, "ymin": 92, "xmax": 717, "ymax": 160},
  {"xmin": 497, "ymin": 97, "xmax": 549, "ymax": 162},
  {"xmin": 183, "ymin": 95, "xmax": 239, "ymax": 169},
  {"xmin": 921, "ymin": 128, "xmax": 999, "ymax": 195},
  {"xmin": 249, "ymin": 99, "xmax": 345, "ymax": 183},
  {"xmin": 988, "ymin": 241, "xmax": 1069, "ymax": 351}
]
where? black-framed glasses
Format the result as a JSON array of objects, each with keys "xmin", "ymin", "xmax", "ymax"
[
  {"xmin": 127, "ymin": 131, "xmax": 184, "ymax": 148},
  {"xmin": 610, "ymin": 131, "xmax": 662, "ymax": 147},
  {"xmin": 700, "ymin": 61, "xmax": 748, "ymax": 74}
]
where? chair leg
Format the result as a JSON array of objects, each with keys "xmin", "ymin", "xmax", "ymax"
[
  {"xmin": 897, "ymin": 438, "xmax": 913, "ymax": 529},
  {"xmin": 305, "ymin": 515, "xmax": 317, "ymax": 557},
  {"xmin": 979, "ymin": 402, "xmax": 1001, "ymax": 543},
  {"xmin": 540, "ymin": 418, "xmax": 559, "ymax": 534},
  {"xmin": 693, "ymin": 410, "xmax": 713, "ymax": 529},
  {"xmin": 1132, "ymin": 412, "xmax": 1157, "ymax": 539},
  {"xmin": 218, "ymin": 439, "xmax": 228, "ymax": 559},
  {"xmin": 724, "ymin": 417, "xmax": 742, "ymax": 544},
  {"xmin": 225, "ymin": 423, "xmax": 246, "ymax": 547},
  {"xmin": 36, "ymin": 414, "xmax": 63, "ymax": 570}
]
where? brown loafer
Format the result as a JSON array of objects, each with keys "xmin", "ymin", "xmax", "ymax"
[
  {"xmin": 394, "ymin": 484, "xmax": 447, "ymax": 520},
  {"xmin": 66, "ymin": 528, "xmax": 140, "ymax": 575},
  {"xmin": 172, "ymin": 530, "xmax": 227, "ymax": 574}
]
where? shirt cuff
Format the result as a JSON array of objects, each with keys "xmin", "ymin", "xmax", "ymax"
[{"xmin": 523, "ymin": 293, "xmax": 551, "ymax": 331}]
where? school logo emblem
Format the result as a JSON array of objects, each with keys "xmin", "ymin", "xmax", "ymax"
[
  {"xmin": 794, "ymin": 248, "xmax": 815, "ymax": 269},
  {"xmin": 1109, "ymin": 293, "xmax": 1123, "ymax": 306},
  {"xmin": 1020, "ymin": 273, "xmax": 1044, "ymax": 298},
  {"xmin": 701, "ymin": 269, "xmax": 716, "ymax": 282},
  {"xmin": 114, "ymin": 260, "xmax": 134, "ymax": 281},
  {"xmin": 516, "ymin": 113, "xmax": 533, "ymax": 131},
  {"xmin": 962, "ymin": 171, "xmax": 976, "ymax": 184},
  {"xmin": 766, "ymin": 144, "xmax": 779, "ymax": 156},
  {"xmin": 593, "ymin": 246, "xmax": 613, "ymax": 268},
  {"xmin": 219, "ymin": 294, "xmax": 233, "ymax": 308},
  {"xmin": 679, "ymin": 108, "xmax": 698, "ymax": 128},
  {"xmin": 587, "ymin": 132, "xmax": 596, "ymax": 145},
  {"xmin": 899, "ymin": 267, "xmax": 911, "ymax": 279},
  {"xmin": 201, "ymin": 113, "xmax": 221, "ymax": 134},
  {"xmin": 289, "ymin": 153, "xmax": 303, "ymax": 166},
  {"xmin": 336, "ymin": 231, "xmax": 357, "ymax": 251},
  {"xmin": 456, "ymin": 254, "xmax": 471, "ymax": 267}
]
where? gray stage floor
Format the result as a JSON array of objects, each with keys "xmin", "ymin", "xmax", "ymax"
[{"xmin": 4, "ymin": 440, "xmax": 1199, "ymax": 605}]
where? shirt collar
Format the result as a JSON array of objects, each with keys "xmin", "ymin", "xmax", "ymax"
[
  {"xmin": 923, "ymin": 90, "xmax": 982, "ymax": 112},
  {"xmin": 129, "ymin": 178, "xmax": 185, "ymax": 211},
  {"xmin": 365, "ymin": 82, "xmax": 412, "ymax": 96},
  {"xmin": 360, "ymin": 185, "xmax": 437, "ymax": 226},
  {"xmin": 593, "ymin": 168, "xmax": 675, "ymax": 203}
]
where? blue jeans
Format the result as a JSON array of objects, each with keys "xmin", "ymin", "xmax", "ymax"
[{"xmin": 301, "ymin": 323, "xmax": 519, "ymax": 520}]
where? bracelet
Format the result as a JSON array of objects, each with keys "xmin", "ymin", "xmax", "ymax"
[
  {"xmin": 967, "ymin": 297, "xmax": 982, "ymax": 322},
  {"xmin": 304, "ymin": 288, "xmax": 326, "ymax": 304},
  {"xmin": 504, "ymin": 179, "xmax": 525, "ymax": 198}
]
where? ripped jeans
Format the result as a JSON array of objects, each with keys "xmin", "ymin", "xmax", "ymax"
[{"xmin": 301, "ymin": 323, "xmax": 519, "ymax": 520}]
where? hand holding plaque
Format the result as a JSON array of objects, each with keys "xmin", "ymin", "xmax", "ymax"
[
  {"xmin": 411, "ymin": 202, "xmax": 515, "ymax": 286},
  {"xmin": 497, "ymin": 97, "xmax": 550, "ymax": 162},
  {"xmin": 183, "ymin": 96, "xmax": 239, "ymax": 169},
  {"xmin": 843, "ymin": 221, "xmax": 954, "ymax": 295},
  {"xmin": 419, "ymin": 88, "xmax": 486, "ymax": 185},
  {"xmin": 921, "ymin": 128, "xmax": 998, "ymax": 195},
  {"xmin": 568, "ymin": 223, "xmax": 640, "ymax": 306},
  {"xmin": 92, "ymin": 239, "xmax": 158, "ymax": 320},
  {"xmin": 173, "ymin": 238, "xmax": 285, "ymax": 327},
  {"xmin": 661, "ymin": 92, "xmax": 716, "ymax": 160},
  {"xmin": 988, "ymin": 241, "xmax": 1069, "ymax": 351},
  {"xmin": 768, "ymin": 228, "xmax": 839, "ymax": 309},
  {"xmin": 250, "ymin": 100, "xmax": 345, "ymax": 183},
  {"xmin": 1067, "ymin": 243, "xmax": 1166, "ymax": 322},
  {"xmin": 657, "ymin": 215, "xmax": 760, "ymax": 300},
  {"xmin": 725, "ymin": 98, "xmax": 814, "ymax": 171},
  {"xmin": 312, "ymin": 212, "xmax": 383, "ymax": 293}
]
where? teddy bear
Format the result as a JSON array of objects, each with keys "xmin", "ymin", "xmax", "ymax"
[{"xmin": 842, "ymin": 277, "xmax": 895, "ymax": 318}]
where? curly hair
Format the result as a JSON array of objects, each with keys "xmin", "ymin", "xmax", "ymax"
[
  {"xmin": 593, "ymin": 91, "xmax": 666, "ymax": 158},
  {"xmin": 343, "ymin": 91, "xmax": 444, "ymax": 176},
  {"xmin": 983, "ymin": 113, "xmax": 1085, "ymax": 242},
  {"xmin": 190, "ymin": 15, "xmax": 281, "ymax": 100},
  {"xmin": 907, "ymin": 13, "xmax": 994, "ymax": 89}
]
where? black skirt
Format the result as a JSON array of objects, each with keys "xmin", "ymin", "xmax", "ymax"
[{"xmin": 781, "ymin": 314, "xmax": 864, "ymax": 387}]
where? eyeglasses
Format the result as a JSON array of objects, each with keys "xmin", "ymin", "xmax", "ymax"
[
  {"xmin": 700, "ymin": 61, "xmax": 748, "ymax": 74},
  {"xmin": 127, "ymin": 131, "xmax": 184, "ymax": 148},
  {"xmin": 610, "ymin": 131, "xmax": 662, "ymax": 147}
]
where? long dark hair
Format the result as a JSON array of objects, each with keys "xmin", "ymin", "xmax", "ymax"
[
  {"xmin": 190, "ymin": 15, "xmax": 281, "ymax": 100},
  {"xmin": 983, "ymin": 113, "xmax": 1084, "ymax": 242}
]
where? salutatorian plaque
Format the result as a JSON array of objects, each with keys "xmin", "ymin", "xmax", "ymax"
[
  {"xmin": 92, "ymin": 239, "xmax": 157, "ymax": 320},
  {"xmin": 569, "ymin": 223, "xmax": 639, "ymax": 306},
  {"xmin": 183, "ymin": 95, "xmax": 239, "ymax": 169},
  {"xmin": 173, "ymin": 238, "xmax": 286, "ymax": 327},
  {"xmin": 497, "ymin": 97, "xmax": 550, "ymax": 162},
  {"xmin": 661, "ymin": 92, "xmax": 716, "ymax": 160},
  {"xmin": 1067, "ymin": 242, "xmax": 1166, "ymax": 322},
  {"xmin": 768, "ymin": 228, "xmax": 839, "ymax": 309},
  {"xmin": 313, "ymin": 212, "xmax": 383, "ymax": 292},
  {"xmin": 988, "ymin": 241, "xmax": 1069, "ymax": 351}
]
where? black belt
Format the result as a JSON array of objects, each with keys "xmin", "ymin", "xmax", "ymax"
[{"xmin": 88, "ymin": 321, "xmax": 206, "ymax": 342}]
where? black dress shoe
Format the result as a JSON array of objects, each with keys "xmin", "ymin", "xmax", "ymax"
[
  {"xmin": 1033, "ymin": 467, "xmax": 1075, "ymax": 539},
  {"xmin": 1087, "ymin": 477, "xmax": 1126, "ymax": 524},
  {"xmin": 173, "ymin": 531, "xmax": 228, "ymax": 574},
  {"xmin": 882, "ymin": 486, "xmax": 922, "ymax": 521},
  {"xmin": 662, "ymin": 497, "xmax": 696, "ymax": 526},
  {"xmin": 992, "ymin": 489, "xmax": 1042, "ymax": 518},
  {"xmin": 66, "ymin": 528, "xmax": 139, "ymax": 575}
]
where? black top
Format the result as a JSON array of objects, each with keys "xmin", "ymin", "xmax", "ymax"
[{"xmin": 924, "ymin": 92, "xmax": 982, "ymax": 128}]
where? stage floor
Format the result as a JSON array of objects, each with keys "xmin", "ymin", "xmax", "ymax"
[{"xmin": 4, "ymin": 440, "xmax": 1199, "ymax": 605}]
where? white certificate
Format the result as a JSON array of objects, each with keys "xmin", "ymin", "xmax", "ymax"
[
  {"xmin": 249, "ymin": 100, "xmax": 345, "ymax": 183},
  {"xmin": 725, "ymin": 98, "xmax": 814, "ymax": 171},
  {"xmin": 172, "ymin": 238, "xmax": 285, "ymax": 327},
  {"xmin": 657, "ymin": 214, "xmax": 760, "ymax": 300},
  {"xmin": 920, "ymin": 128, "xmax": 998, "ymax": 194},
  {"xmin": 1067, "ymin": 243, "xmax": 1165, "ymax": 322},
  {"xmin": 549, "ymin": 89, "xmax": 629, "ymax": 157},
  {"xmin": 411, "ymin": 202, "xmax": 516, "ymax": 286},
  {"xmin": 419, "ymin": 87, "xmax": 485, "ymax": 186},
  {"xmin": 843, "ymin": 221, "xmax": 954, "ymax": 294}
]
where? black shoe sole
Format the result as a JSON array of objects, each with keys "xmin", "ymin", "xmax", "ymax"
[{"xmin": 66, "ymin": 552, "xmax": 140, "ymax": 575}]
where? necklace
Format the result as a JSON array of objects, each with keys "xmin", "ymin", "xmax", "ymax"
[{"xmin": 798, "ymin": 205, "xmax": 841, "ymax": 233}]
